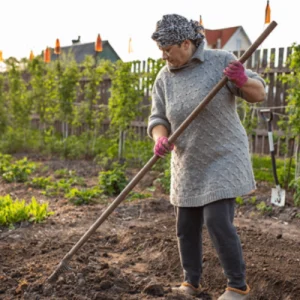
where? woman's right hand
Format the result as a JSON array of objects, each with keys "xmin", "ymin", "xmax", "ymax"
[{"xmin": 154, "ymin": 136, "xmax": 174, "ymax": 157}]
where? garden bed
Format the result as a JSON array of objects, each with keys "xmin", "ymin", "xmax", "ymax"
[{"xmin": 0, "ymin": 158, "xmax": 300, "ymax": 300}]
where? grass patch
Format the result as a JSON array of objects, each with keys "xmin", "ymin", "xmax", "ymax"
[{"xmin": 252, "ymin": 154, "xmax": 295, "ymax": 186}]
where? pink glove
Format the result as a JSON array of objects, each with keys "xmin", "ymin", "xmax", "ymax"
[
  {"xmin": 154, "ymin": 136, "xmax": 174, "ymax": 157},
  {"xmin": 223, "ymin": 61, "xmax": 248, "ymax": 88}
]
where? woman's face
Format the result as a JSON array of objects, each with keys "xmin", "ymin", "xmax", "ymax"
[{"xmin": 159, "ymin": 40, "xmax": 194, "ymax": 68}]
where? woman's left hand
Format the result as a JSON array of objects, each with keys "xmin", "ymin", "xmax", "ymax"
[{"xmin": 223, "ymin": 61, "xmax": 248, "ymax": 88}]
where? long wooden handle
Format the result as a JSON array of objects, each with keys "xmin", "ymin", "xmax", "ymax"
[{"xmin": 48, "ymin": 21, "xmax": 277, "ymax": 283}]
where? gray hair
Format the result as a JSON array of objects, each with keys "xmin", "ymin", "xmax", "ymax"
[{"xmin": 152, "ymin": 14, "xmax": 205, "ymax": 48}]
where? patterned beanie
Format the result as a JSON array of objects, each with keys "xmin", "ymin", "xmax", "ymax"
[{"xmin": 152, "ymin": 14, "xmax": 205, "ymax": 48}]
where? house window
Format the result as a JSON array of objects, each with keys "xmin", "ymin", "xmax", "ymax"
[{"xmin": 236, "ymin": 39, "xmax": 241, "ymax": 51}]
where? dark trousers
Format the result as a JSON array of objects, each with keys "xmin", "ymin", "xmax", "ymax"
[{"xmin": 175, "ymin": 198, "xmax": 246, "ymax": 289}]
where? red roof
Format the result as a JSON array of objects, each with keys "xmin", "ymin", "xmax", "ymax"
[{"xmin": 205, "ymin": 26, "xmax": 239, "ymax": 48}]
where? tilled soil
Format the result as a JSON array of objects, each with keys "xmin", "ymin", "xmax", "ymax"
[{"xmin": 0, "ymin": 159, "xmax": 300, "ymax": 300}]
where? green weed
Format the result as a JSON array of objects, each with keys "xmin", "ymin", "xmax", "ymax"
[
  {"xmin": 236, "ymin": 196, "xmax": 244, "ymax": 206},
  {"xmin": 249, "ymin": 196, "xmax": 257, "ymax": 204},
  {"xmin": 256, "ymin": 201, "xmax": 273, "ymax": 214}
]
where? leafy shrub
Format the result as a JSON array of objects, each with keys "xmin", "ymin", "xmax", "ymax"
[
  {"xmin": 42, "ymin": 179, "xmax": 72, "ymax": 197},
  {"xmin": 0, "ymin": 128, "xmax": 28, "ymax": 154},
  {"xmin": 65, "ymin": 187, "xmax": 104, "ymax": 205},
  {"xmin": 95, "ymin": 143, "xmax": 119, "ymax": 170},
  {"xmin": 63, "ymin": 136, "xmax": 87, "ymax": 159},
  {"xmin": 0, "ymin": 195, "xmax": 53, "ymax": 227},
  {"xmin": 41, "ymin": 176, "xmax": 86, "ymax": 197},
  {"xmin": 99, "ymin": 163, "xmax": 128, "ymax": 196},
  {"xmin": 2, "ymin": 158, "xmax": 36, "ymax": 183},
  {"xmin": 28, "ymin": 176, "xmax": 53, "ymax": 189}
]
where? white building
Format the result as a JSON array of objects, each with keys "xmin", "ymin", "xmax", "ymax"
[{"xmin": 204, "ymin": 26, "xmax": 251, "ymax": 52}]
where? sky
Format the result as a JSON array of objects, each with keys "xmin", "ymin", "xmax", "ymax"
[{"xmin": 0, "ymin": 0, "xmax": 298, "ymax": 62}]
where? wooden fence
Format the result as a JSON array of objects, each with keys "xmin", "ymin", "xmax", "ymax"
[
  {"xmin": 126, "ymin": 46, "xmax": 294, "ymax": 157},
  {"xmin": 48, "ymin": 46, "xmax": 294, "ymax": 157}
]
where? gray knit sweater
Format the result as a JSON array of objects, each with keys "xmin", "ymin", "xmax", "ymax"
[{"xmin": 147, "ymin": 42, "xmax": 265, "ymax": 207}]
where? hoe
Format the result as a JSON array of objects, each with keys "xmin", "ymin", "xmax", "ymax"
[{"xmin": 48, "ymin": 21, "xmax": 278, "ymax": 283}]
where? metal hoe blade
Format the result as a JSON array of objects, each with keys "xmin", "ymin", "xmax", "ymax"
[{"xmin": 48, "ymin": 261, "xmax": 72, "ymax": 283}]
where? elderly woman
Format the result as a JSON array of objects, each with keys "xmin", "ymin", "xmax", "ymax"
[{"xmin": 147, "ymin": 14, "xmax": 266, "ymax": 300}]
